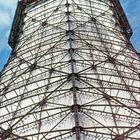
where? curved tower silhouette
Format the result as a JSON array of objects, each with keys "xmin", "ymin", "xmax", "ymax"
[{"xmin": 0, "ymin": 0, "xmax": 140, "ymax": 139}]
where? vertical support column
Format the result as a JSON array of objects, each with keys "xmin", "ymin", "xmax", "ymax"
[{"xmin": 65, "ymin": 0, "xmax": 81, "ymax": 139}]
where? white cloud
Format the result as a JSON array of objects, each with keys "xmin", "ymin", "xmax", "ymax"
[
  {"xmin": 0, "ymin": 0, "xmax": 17, "ymax": 28},
  {"xmin": 0, "ymin": 0, "xmax": 17, "ymax": 19},
  {"xmin": 0, "ymin": 0, "xmax": 17, "ymax": 10},
  {"xmin": 0, "ymin": 10, "xmax": 11, "ymax": 27},
  {"xmin": 0, "ymin": 0, "xmax": 17, "ymax": 53}
]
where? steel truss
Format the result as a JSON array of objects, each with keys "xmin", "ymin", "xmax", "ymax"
[{"xmin": 0, "ymin": 0, "xmax": 140, "ymax": 140}]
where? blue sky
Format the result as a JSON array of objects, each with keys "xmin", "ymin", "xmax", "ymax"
[{"xmin": 0, "ymin": 0, "xmax": 140, "ymax": 71}]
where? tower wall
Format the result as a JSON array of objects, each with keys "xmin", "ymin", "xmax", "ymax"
[{"xmin": 0, "ymin": 0, "xmax": 140, "ymax": 140}]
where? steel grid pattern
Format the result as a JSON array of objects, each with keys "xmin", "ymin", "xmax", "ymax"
[{"xmin": 0, "ymin": 0, "xmax": 140, "ymax": 140}]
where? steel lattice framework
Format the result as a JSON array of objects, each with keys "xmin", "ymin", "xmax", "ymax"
[{"xmin": 0, "ymin": 0, "xmax": 140, "ymax": 139}]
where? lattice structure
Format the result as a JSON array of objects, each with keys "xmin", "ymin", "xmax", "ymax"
[{"xmin": 0, "ymin": 0, "xmax": 140, "ymax": 140}]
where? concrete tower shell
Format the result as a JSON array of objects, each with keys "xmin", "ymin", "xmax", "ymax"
[{"xmin": 0, "ymin": 0, "xmax": 140, "ymax": 139}]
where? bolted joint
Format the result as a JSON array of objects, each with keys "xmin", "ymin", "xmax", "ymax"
[
  {"xmin": 69, "ymin": 59, "xmax": 76, "ymax": 63},
  {"xmin": 72, "ymin": 126, "xmax": 83, "ymax": 132},
  {"xmin": 30, "ymin": 63, "xmax": 37, "ymax": 70},
  {"xmin": 67, "ymin": 38, "xmax": 74, "ymax": 42},
  {"xmin": 70, "ymin": 86, "xmax": 79, "ymax": 91},
  {"xmin": 54, "ymin": 7, "xmax": 59, "ymax": 12},
  {"xmin": 39, "ymin": 100, "xmax": 47, "ymax": 107},
  {"xmin": 101, "ymin": 12, "xmax": 106, "ymax": 16},
  {"xmin": 103, "ymin": 94, "xmax": 111, "ymax": 101},
  {"xmin": 91, "ymin": 64, "xmax": 96, "ymax": 70},
  {"xmin": 115, "ymin": 22, "xmax": 119, "ymax": 27},
  {"xmin": 68, "ymin": 73, "xmax": 79, "ymax": 78},
  {"xmin": 42, "ymin": 21, "xmax": 48, "ymax": 26},
  {"xmin": 0, "ymin": 128, "xmax": 12, "ymax": 140},
  {"xmin": 66, "ymin": 30, "xmax": 74, "ymax": 36},
  {"xmin": 77, "ymin": 6, "xmax": 82, "ymax": 11},
  {"xmin": 32, "ymin": 18, "xmax": 36, "ymax": 22},
  {"xmin": 91, "ymin": 17, "xmax": 96, "ymax": 22},
  {"xmin": 126, "ymin": 28, "xmax": 131, "ymax": 34},
  {"xmin": 49, "ymin": 68, "xmax": 55, "ymax": 74},
  {"xmin": 20, "ymin": 30, "xmax": 24, "ymax": 34},
  {"xmin": 67, "ymin": 73, "xmax": 80, "ymax": 82},
  {"xmin": 86, "ymin": 43, "xmax": 92, "ymax": 47},
  {"xmin": 65, "ymin": 3, "xmax": 70, "ymax": 7},
  {"xmin": 4, "ymin": 85, "xmax": 10, "ymax": 91},
  {"xmin": 66, "ymin": 19, "xmax": 72, "ymax": 23},
  {"xmin": 68, "ymin": 48, "xmax": 75, "ymax": 53},
  {"xmin": 65, "ymin": 11, "xmax": 71, "ymax": 16},
  {"xmin": 107, "ymin": 56, "xmax": 116, "ymax": 63},
  {"xmin": 71, "ymin": 104, "xmax": 81, "ymax": 112},
  {"xmin": 23, "ymin": 12, "xmax": 27, "ymax": 17},
  {"xmin": 19, "ymin": 59, "xmax": 24, "ymax": 64}
]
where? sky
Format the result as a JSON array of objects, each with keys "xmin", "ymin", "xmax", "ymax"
[{"xmin": 0, "ymin": 0, "xmax": 140, "ymax": 71}]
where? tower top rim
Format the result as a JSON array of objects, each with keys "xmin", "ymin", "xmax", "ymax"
[{"xmin": 8, "ymin": 0, "xmax": 133, "ymax": 49}]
